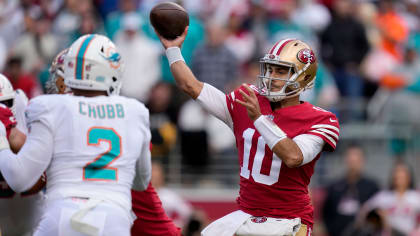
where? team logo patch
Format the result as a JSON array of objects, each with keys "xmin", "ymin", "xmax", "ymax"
[
  {"xmin": 268, "ymin": 54, "xmax": 276, "ymax": 60},
  {"xmin": 297, "ymin": 49, "xmax": 316, "ymax": 64},
  {"xmin": 100, "ymin": 46, "xmax": 121, "ymax": 69},
  {"xmin": 251, "ymin": 216, "xmax": 267, "ymax": 223}
]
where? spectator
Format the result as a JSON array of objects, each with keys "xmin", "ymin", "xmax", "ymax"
[
  {"xmin": 104, "ymin": 0, "xmax": 139, "ymax": 40},
  {"xmin": 146, "ymin": 82, "xmax": 178, "ymax": 161},
  {"xmin": 322, "ymin": 144, "xmax": 379, "ymax": 236},
  {"xmin": 13, "ymin": 14, "xmax": 58, "ymax": 74},
  {"xmin": 321, "ymin": 0, "xmax": 370, "ymax": 120},
  {"xmin": 368, "ymin": 47, "xmax": 420, "ymax": 156},
  {"xmin": 191, "ymin": 22, "xmax": 238, "ymax": 92},
  {"xmin": 114, "ymin": 12, "xmax": 161, "ymax": 102},
  {"xmin": 177, "ymin": 99, "xmax": 210, "ymax": 184},
  {"xmin": 225, "ymin": 5, "xmax": 256, "ymax": 66},
  {"xmin": 3, "ymin": 57, "xmax": 42, "ymax": 99},
  {"xmin": 0, "ymin": 0, "xmax": 25, "ymax": 48},
  {"xmin": 70, "ymin": 10, "xmax": 104, "ymax": 42},
  {"xmin": 0, "ymin": 37, "xmax": 6, "ymax": 72},
  {"xmin": 357, "ymin": 161, "xmax": 420, "ymax": 235},
  {"xmin": 151, "ymin": 161, "xmax": 193, "ymax": 229},
  {"xmin": 291, "ymin": 0, "xmax": 331, "ymax": 34}
]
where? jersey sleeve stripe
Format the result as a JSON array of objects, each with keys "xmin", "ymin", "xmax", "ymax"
[
  {"xmin": 226, "ymin": 93, "xmax": 234, "ymax": 118},
  {"xmin": 311, "ymin": 124, "xmax": 339, "ymax": 133},
  {"xmin": 308, "ymin": 130, "xmax": 337, "ymax": 147},
  {"xmin": 312, "ymin": 128, "xmax": 339, "ymax": 139}
]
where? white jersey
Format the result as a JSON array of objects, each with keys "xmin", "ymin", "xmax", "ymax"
[
  {"xmin": 363, "ymin": 190, "xmax": 420, "ymax": 234},
  {"xmin": 23, "ymin": 94, "xmax": 151, "ymax": 213},
  {"xmin": 14, "ymin": 89, "xmax": 28, "ymax": 134},
  {"xmin": 0, "ymin": 89, "xmax": 42, "ymax": 236}
]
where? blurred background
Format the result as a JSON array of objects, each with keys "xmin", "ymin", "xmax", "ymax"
[{"xmin": 2, "ymin": 0, "xmax": 420, "ymax": 235}]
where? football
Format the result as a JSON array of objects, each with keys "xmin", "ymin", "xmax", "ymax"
[{"xmin": 150, "ymin": 2, "xmax": 189, "ymax": 40}]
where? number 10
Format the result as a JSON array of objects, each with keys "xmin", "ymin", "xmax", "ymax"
[{"xmin": 240, "ymin": 128, "xmax": 282, "ymax": 185}]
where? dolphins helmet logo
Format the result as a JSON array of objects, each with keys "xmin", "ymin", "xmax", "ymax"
[{"xmin": 100, "ymin": 46, "xmax": 121, "ymax": 69}]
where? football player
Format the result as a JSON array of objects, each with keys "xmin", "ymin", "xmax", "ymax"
[
  {"xmin": 0, "ymin": 74, "xmax": 44, "ymax": 236},
  {"xmin": 46, "ymin": 47, "xmax": 181, "ymax": 236},
  {"xmin": 0, "ymin": 34, "xmax": 152, "ymax": 236},
  {"xmin": 156, "ymin": 28, "xmax": 340, "ymax": 235}
]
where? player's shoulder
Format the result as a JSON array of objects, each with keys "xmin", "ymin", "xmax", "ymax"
[
  {"xmin": 25, "ymin": 95, "xmax": 68, "ymax": 125},
  {"xmin": 116, "ymin": 96, "xmax": 149, "ymax": 114},
  {"xmin": 27, "ymin": 94, "xmax": 56, "ymax": 109},
  {"xmin": 302, "ymin": 102, "xmax": 339, "ymax": 125},
  {"xmin": 114, "ymin": 96, "xmax": 149, "ymax": 123},
  {"xmin": 15, "ymin": 89, "xmax": 28, "ymax": 102}
]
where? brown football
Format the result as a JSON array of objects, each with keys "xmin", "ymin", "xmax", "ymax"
[{"xmin": 150, "ymin": 2, "xmax": 189, "ymax": 40}]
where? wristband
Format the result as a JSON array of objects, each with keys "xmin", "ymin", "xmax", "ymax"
[
  {"xmin": 165, "ymin": 47, "xmax": 185, "ymax": 66},
  {"xmin": 254, "ymin": 115, "xmax": 287, "ymax": 149}
]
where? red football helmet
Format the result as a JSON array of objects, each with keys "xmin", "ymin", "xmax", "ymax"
[
  {"xmin": 258, "ymin": 38, "xmax": 318, "ymax": 102},
  {"xmin": 46, "ymin": 48, "xmax": 70, "ymax": 94}
]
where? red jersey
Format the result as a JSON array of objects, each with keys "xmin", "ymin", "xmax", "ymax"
[
  {"xmin": 131, "ymin": 183, "xmax": 181, "ymax": 236},
  {"xmin": 226, "ymin": 86, "xmax": 339, "ymax": 226}
]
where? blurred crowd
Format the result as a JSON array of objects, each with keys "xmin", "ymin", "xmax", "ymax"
[
  {"xmin": 2, "ymin": 0, "xmax": 420, "ymax": 234},
  {"xmin": 1, "ymin": 0, "xmax": 420, "ymax": 157}
]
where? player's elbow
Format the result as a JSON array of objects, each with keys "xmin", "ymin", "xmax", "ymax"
[
  {"xmin": 6, "ymin": 170, "xmax": 32, "ymax": 193},
  {"xmin": 284, "ymin": 154, "xmax": 303, "ymax": 168},
  {"xmin": 179, "ymin": 82, "xmax": 200, "ymax": 99}
]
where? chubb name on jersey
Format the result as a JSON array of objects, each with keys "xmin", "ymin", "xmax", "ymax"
[{"xmin": 79, "ymin": 101, "xmax": 124, "ymax": 119}]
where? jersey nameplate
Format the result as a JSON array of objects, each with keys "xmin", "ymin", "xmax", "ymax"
[{"xmin": 78, "ymin": 102, "xmax": 124, "ymax": 119}]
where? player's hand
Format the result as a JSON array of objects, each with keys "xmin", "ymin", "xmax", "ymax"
[
  {"xmin": 235, "ymin": 84, "xmax": 262, "ymax": 121},
  {"xmin": 156, "ymin": 26, "xmax": 188, "ymax": 49}
]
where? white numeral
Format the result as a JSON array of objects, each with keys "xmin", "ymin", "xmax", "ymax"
[{"xmin": 240, "ymin": 128, "xmax": 282, "ymax": 185}]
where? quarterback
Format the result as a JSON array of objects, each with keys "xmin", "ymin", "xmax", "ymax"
[
  {"xmin": 0, "ymin": 34, "xmax": 152, "ymax": 236},
  {"xmin": 157, "ymin": 28, "xmax": 340, "ymax": 236}
]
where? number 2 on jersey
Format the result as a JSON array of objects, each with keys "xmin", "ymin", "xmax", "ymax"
[
  {"xmin": 83, "ymin": 127, "xmax": 121, "ymax": 181},
  {"xmin": 240, "ymin": 128, "xmax": 282, "ymax": 185}
]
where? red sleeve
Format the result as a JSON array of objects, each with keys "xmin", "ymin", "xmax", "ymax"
[
  {"xmin": 131, "ymin": 183, "xmax": 181, "ymax": 236},
  {"xmin": 0, "ymin": 105, "xmax": 17, "ymax": 138},
  {"xmin": 306, "ymin": 112, "xmax": 340, "ymax": 152}
]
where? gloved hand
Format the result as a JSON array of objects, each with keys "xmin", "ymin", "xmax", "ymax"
[{"xmin": 0, "ymin": 104, "xmax": 16, "ymax": 139}]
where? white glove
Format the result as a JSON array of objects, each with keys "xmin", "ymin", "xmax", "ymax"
[{"xmin": 0, "ymin": 122, "xmax": 10, "ymax": 150}]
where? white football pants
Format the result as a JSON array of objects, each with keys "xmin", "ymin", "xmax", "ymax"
[{"xmin": 34, "ymin": 197, "xmax": 132, "ymax": 236}]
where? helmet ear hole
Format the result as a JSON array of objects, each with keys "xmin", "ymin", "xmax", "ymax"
[{"xmin": 112, "ymin": 77, "xmax": 117, "ymax": 82}]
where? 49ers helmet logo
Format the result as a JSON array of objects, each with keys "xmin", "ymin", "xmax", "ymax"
[{"xmin": 297, "ymin": 48, "xmax": 316, "ymax": 64}]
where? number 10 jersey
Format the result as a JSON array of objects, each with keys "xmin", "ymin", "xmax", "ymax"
[{"xmin": 225, "ymin": 86, "xmax": 340, "ymax": 227}]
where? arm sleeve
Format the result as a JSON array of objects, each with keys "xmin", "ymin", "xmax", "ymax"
[
  {"xmin": 132, "ymin": 111, "xmax": 152, "ymax": 191},
  {"xmin": 196, "ymin": 83, "xmax": 233, "ymax": 129},
  {"xmin": 0, "ymin": 121, "xmax": 53, "ymax": 192},
  {"xmin": 293, "ymin": 134, "xmax": 325, "ymax": 166}
]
